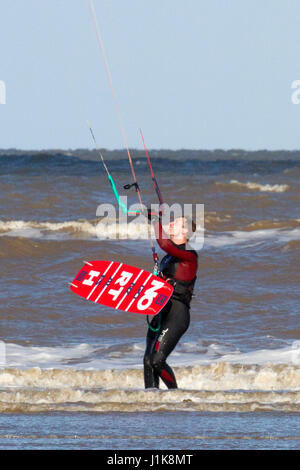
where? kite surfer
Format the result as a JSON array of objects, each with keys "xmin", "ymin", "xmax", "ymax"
[
  {"xmin": 85, "ymin": 0, "xmax": 199, "ymax": 390},
  {"xmin": 143, "ymin": 213, "xmax": 198, "ymax": 389}
]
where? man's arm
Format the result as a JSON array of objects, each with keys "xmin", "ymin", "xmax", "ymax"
[{"xmin": 154, "ymin": 221, "xmax": 196, "ymax": 260}]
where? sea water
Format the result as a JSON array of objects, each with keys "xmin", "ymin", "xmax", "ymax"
[{"xmin": 0, "ymin": 149, "xmax": 300, "ymax": 450}]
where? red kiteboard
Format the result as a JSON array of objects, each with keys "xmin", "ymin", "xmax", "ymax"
[{"xmin": 69, "ymin": 260, "xmax": 173, "ymax": 315}]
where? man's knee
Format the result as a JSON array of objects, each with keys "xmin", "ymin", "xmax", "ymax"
[
  {"xmin": 144, "ymin": 350, "xmax": 166, "ymax": 373},
  {"xmin": 151, "ymin": 351, "xmax": 166, "ymax": 373}
]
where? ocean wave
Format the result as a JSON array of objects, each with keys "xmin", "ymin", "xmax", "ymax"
[
  {"xmin": 0, "ymin": 219, "xmax": 150, "ymax": 240},
  {"xmin": 0, "ymin": 219, "xmax": 99, "ymax": 237},
  {"xmin": 2, "ymin": 218, "xmax": 300, "ymax": 252},
  {"xmin": 204, "ymin": 227, "xmax": 300, "ymax": 248},
  {"xmin": 1, "ymin": 360, "xmax": 300, "ymax": 390},
  {"xmin": 0, "ymin": 340, "xmax": 300, "ymax": 413},
  {"xmin": 244, "ymin": 219, "xmax": 300, "ymax": 230},
  {"xmin": 0, "ymin": 362, "xmax": 300, "ymax": 413},
  {"xmin": 217, "ymin": 180, "xmax": 290, "ymax": 193},
  {"xmin": 0, "ymin": 219, "xmax": 205, "ymax": 252}
]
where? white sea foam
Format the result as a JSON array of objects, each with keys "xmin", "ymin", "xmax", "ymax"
[
  {"xmin": 204, "ymin": 227, "xmax": 300, "ymax": 248},
  {"xmin": 1, "ymin": 218, "xmax": 300, "ymax": 258},
  {"xmin": 1, "ymin": 219, "xmax": 300, "ymax": 251},
  {"xmin": 227, "ymin": 180, "xmax": 290, "ymax": 192},
  {"xmin": 0, "ymin": 219, "xmax": 205, "ymax": 250},
  {"xmin": 0, "ymin": 341, "xmax": 300, "ymax": 412},
  {"xmin": 2, "ymin": 339, "xmax": 300, "ymax": 371},
  {"xmin": 0, "ymin": 219, "xmax": 149, "ymax": 240}
]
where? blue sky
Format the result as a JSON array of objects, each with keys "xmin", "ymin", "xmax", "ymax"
[{"xmin": 1, "ymin": 0, "xmax": 300, "ymax": 150}]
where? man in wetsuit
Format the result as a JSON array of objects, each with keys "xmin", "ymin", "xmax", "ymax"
[{"xmin": 144, "ymin": 214, "xmax": 198, "ymax": 389}]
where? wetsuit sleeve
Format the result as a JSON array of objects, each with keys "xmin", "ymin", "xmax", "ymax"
[{"xmin": 154, "ymin": 221, "xmax": 196, "ymax": 261}]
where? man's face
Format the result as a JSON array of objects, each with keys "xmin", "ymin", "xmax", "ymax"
[{"xmin": 169, "ymin": 217, "xmax": 188, "ymax": 239}]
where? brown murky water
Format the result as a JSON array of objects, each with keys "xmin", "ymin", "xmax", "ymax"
[{"xmin": 0, "ymin": 150, "xmax": 300, "ymax": 449}]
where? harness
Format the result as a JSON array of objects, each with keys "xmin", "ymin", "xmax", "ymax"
[{"xmin": 164, "ymin": 276, "xmax": 197, "ymax": 307}]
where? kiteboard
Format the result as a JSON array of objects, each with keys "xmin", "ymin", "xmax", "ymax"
[{"xmin": 70, "ymin": 260, "xmax": 173, "ymax": 315}]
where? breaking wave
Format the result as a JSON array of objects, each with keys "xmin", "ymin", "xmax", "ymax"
[
  {"xmin": 0, "ymin": 219, "xmax": 204, "ymax": 250},
  {"xmin": 0, "ymin": 363, "xmax": 300, "ymax": 413},
  {"xmin": 0, "ymin": 219, "xmax": 150, "ymax": 240},
  {"xmin": 2, "ymin": 218, "xmax": 300, "ymax": 254},
  {"xmin": 0, "ymin": 341, "xmax": 300, "ymax": 413},
  {"xmin": 217, "ymin": 180, "xmax": 290, "ymax": 193}
]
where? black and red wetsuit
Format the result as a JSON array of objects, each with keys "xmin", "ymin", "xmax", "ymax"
[{"xmin": 143, "ymin": 220, "xmax": 198, "ymax": 389}]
